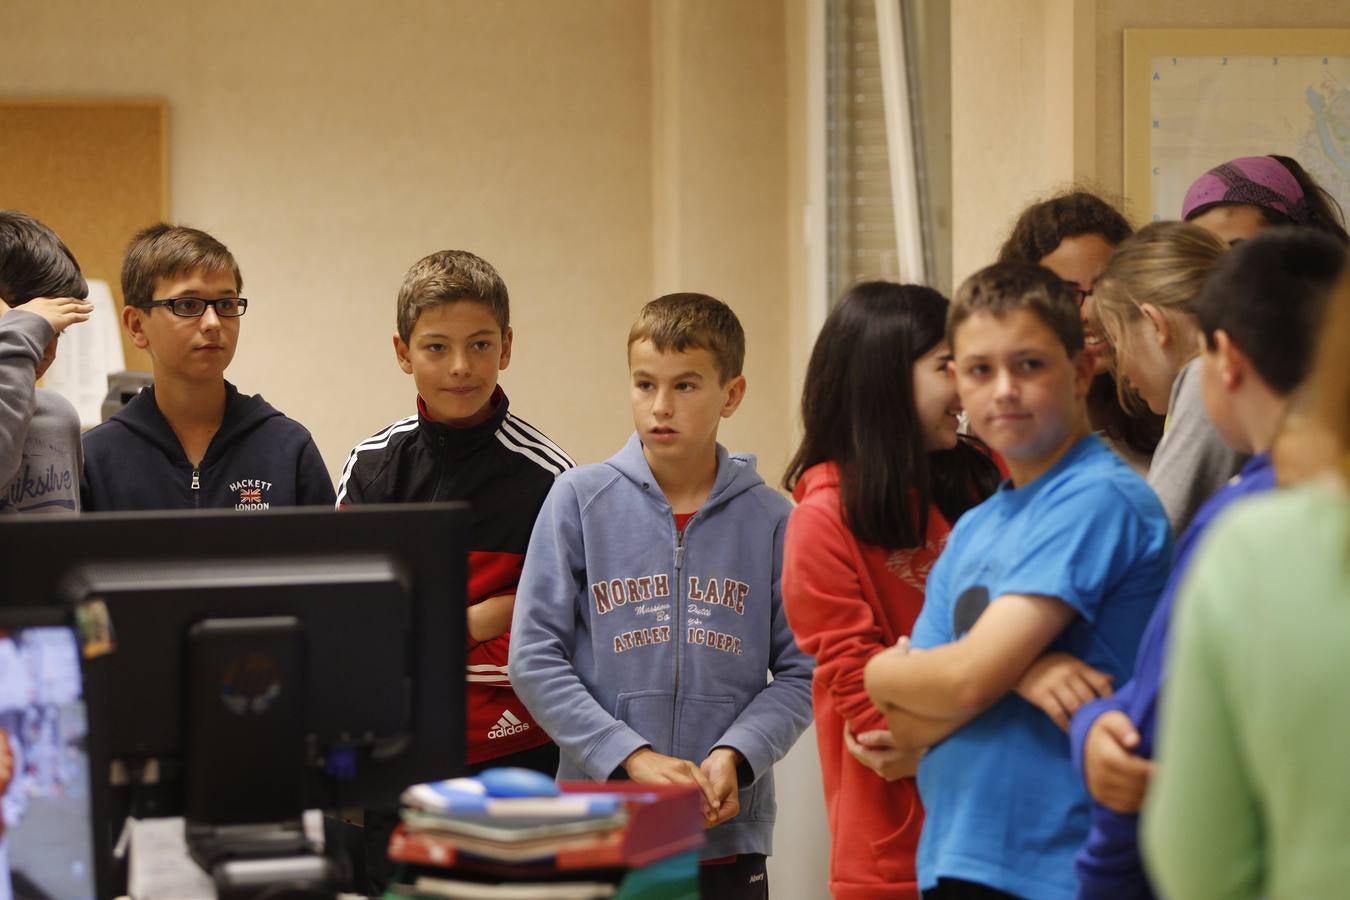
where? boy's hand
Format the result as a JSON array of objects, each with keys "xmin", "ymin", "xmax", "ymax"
[
  {"xmin": 21, "ymin": 297, "xmax": 94, "ymax": 334},
  {"xmin": 698, "ymin": 747, "xmax": 742, "ymax": 827},
  {"xmin": 844, "ymin": 726, "xmax": 920, "ymax": 781},
  {"xmin": 622, "ymin": 748, "xmax": 719, "ymax": 816},
  {"xmin": 1014, "ymin": 651, "xmax": 1113, "ymax": 731},
  {"xmin": 1084, "ymin": 710, "xmax": 1154, "ymax": 813}
]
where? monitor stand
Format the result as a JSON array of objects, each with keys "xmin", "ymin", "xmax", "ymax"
[{"xmin": 182, "ymin": 617, "xmax": 342, "ymax": 894}]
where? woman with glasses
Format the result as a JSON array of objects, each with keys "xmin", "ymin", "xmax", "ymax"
[
  {"xmin": 1090, "ymin": 221, "xmax": 1233, "ymax": 534},
  {"xmin": 997, "ymin": 191, "xmax": 1164, "ymax": 474}
]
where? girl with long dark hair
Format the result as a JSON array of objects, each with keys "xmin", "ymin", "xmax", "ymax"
[{"xmin": 781, "ymin": 282, "xmax": 1000, "ymax": 899}]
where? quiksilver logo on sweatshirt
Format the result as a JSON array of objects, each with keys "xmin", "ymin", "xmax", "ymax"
[{"xmin": 230, "ymin": 477, "xmax": 273, "ymax": 510}]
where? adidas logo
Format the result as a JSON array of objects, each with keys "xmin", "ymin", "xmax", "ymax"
[{"xmin": 488, "ymin": 709, "xmax": 530, "ymax": 739}]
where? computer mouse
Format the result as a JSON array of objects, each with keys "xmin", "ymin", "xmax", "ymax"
[{"xmin": 477, "ymin": 766, "xmax": 561, "ymax": 798}]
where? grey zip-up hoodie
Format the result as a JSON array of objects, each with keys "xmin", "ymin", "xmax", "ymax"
[
  {"xmin": 510, "ymin": 433, "xmax": 814, "ymax": 858},
  {"xmin": 0, "ymin": 309, "xmax": 81, "ymax": 514}
]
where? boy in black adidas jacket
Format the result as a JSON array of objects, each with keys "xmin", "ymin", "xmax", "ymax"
[
  {"xmin": 337, "ymin": 249, "xmax": 573, "ymax": 775},
  {"xmin": 81, "ymin": 224, "xmax": 333, "ymax": 510}
]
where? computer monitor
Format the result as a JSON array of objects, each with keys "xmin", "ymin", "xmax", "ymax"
[
  {"xmin": 0, "ymin": 503, "xmax": 468, "ymax": 897},
  {"xmin": 0, "ymin": 606, "xmax": 97, "ymax": 900}
]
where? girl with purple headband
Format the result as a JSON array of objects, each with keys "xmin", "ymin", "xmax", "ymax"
[{"xmin": 1182, "ymin": 154, "xmax": 1348, "ymax": 244}]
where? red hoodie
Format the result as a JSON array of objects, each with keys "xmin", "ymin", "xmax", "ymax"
[{"xmin": 782, "ymin": 463, "xmax": 954, "ymax": 900}]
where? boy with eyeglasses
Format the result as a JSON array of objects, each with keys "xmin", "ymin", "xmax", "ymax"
[{"xmin": 81, "ymin": 224, "xmax": 334, "ymax": 511}]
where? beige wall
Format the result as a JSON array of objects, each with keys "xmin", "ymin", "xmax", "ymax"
[
  {"xmin": 652, "ymin": 0, "xmax": 796, "ymax": 484},
  {"xmin": 1, "ymin": 0, "xmax": 800, "ymax": 485},
  {"xmin": 950, "ymin": 0, "xmax": 1094, "ymax": 279}
]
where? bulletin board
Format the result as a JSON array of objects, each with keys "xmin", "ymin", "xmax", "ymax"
[
  {"xmin": 0, "ymin": 98, "xmax": 168, "ymax": 372},
  {"xmin": 1123, "ymin": 29, "xmax": 1350, "ymax": 224}
]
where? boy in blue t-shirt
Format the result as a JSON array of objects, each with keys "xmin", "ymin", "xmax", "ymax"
[{"xmin": 863, "ymin": 263, "xmax": 1172, "ymax": 899}]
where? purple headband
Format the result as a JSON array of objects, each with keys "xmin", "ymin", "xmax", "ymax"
[{"xmin": 1181, "ymin": 156, "xmax": 1309, "ymax": 225}]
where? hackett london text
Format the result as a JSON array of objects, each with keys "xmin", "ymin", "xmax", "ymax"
[{"xmin": 230, "ymin": 477, "xmax": 273, "ymax": 510}]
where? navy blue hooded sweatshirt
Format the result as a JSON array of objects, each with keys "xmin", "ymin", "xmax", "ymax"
[{"xmin": 80, "ymin": 381, "xmax": 334, "ymax": 511}]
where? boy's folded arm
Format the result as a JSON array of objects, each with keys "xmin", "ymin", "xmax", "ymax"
[
  {"xmin": 866, "ymin": 592, "xmax": 1079, "ymax": 720},
  {"xmin": 781, "ymin": 506, "xmax": 892, "ymax": 734},
  {"xmin": 884, "ymin": 704, "xmax": 975, "ymax": 753},
  {"xmin": 467, "ymin": 593, "xmax": 515, "ymax": 644},
  {"xmin": 0, "ymin": 311, "xmax": 47, "ymax": 485}
]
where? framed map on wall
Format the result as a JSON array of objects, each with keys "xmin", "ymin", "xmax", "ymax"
[{"xmin": 1124, "ymin": 29, "xmax": 1350, "ymax": 224}]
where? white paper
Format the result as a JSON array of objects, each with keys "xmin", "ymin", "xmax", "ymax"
[
  {"xmin": 40, "ymin": 279, "xmax": 126, "ymax": 429},
  {"xmin": 126, "ymin": 817, "xmax": 215, "ymax": 900},
  {"xmin": 126, "ymin": 811, "xmax": 327, "ymax": 900}
]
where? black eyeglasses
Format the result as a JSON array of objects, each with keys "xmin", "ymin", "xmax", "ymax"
[
  {"xmin": 137, "ymin": 297, "xmax": 249, "ymax": 318},
  {"xmin": 1063, "ymin": 283, "xmax": 1092, "ymax": 308}
]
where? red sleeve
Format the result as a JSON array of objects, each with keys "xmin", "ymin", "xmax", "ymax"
[
  {"xmin": 782, "ymin": 500, "xmax": 890, "ymax": 735},
  {"xmin": 468, "ymin": 550, "xmax": 524, "ymax": 605}
]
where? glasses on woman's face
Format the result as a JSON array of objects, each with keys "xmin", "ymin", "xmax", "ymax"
[
  {"xmin": 1060, "ymin": 280, "xmax": 1092, "ymax": 308},
  {"xmin": 137, "ymin": 297, "xmax": 249, "ymax": 318}
]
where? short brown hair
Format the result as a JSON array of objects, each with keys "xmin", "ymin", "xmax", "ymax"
[
  {"xmin": 948, "ymin": 262, "xmax": 1083, "ymax": 357},
  {"xmin": 627, "ymin": 293, "xmax": 745, "ymax": 384},
  {"xmin": 121, "ymin": 224, "xmax": 241, "ymax": 308},
  {"xmin": 997, "ymin": 190, "xmax": 1134, "ymax": 264},
  {"xmin": 397, "ymin": 250, "xmax": 509, "ymax": 342}
]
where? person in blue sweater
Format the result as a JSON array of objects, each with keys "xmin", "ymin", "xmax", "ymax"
[
  {"xmin": 81, "ymin": 224, "xmax": 333, "ymax": 511},
  {"xmin": 1069, "ymin": 227, "xmax": 1346, "ymax": 898},
  {"xmin": 510, "ymin": 293, "xmax": 813, "ymax": 900}
]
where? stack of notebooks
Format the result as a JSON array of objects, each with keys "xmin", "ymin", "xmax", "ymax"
[{"xmin": 384, "ymin": 771, "xmax": 704, "ymax": 900}]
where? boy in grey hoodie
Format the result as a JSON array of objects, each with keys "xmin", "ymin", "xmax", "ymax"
[
  {"xmin": 511, "ymin": 293, "xmax": 813, "ymax": 899},
  {"xmin": 0, "ymin": 211, "xmax": 93, "ymax": 514}
]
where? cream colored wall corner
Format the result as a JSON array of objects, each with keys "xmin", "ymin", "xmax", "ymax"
[
  {"xmin": 650, "ymin": 0, "xmax": 797, "ymax": 487},
  {"xmin": 950, "ymin": 0, "xmax": 1097, "ymax": 283}
]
